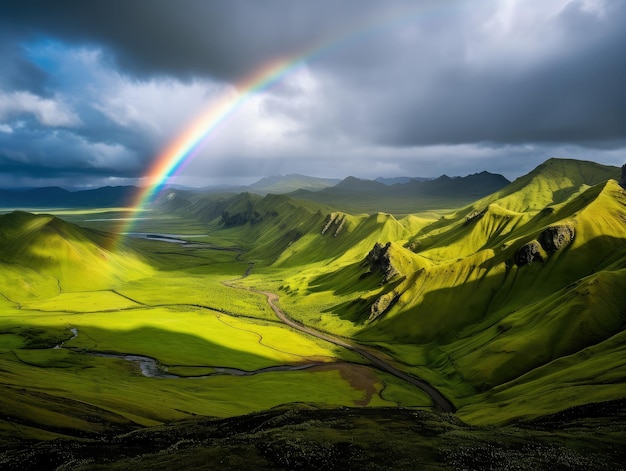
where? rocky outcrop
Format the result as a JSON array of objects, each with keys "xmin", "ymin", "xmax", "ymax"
[
  {"xmin": 621, "ymin": 164, "xmax": 626, "ymax": 189},
  {"xmin": 364, "ymin": 242, "xmax": 400, "ymax": 283},
  {"xmin": 465, "ymin": 208, "xmax": 487, "ymax": 225},
  {"xmin": 515, "ymin": 241, "xmax": 544, "ymax": 266},
  {"xmin": 538, "ymin": 225, "xmax": 575, "ymax": 253},
  {"xmin": 321, "ymin": 213, "xmax": 346, "ymax": 237},
  {"xmin": 369, "ymin": 290, "xmax": 400, "ymax": 322}
]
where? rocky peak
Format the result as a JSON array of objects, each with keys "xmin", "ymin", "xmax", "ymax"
[{"xmin": 364, "ymin": 242, "xmax": 400, "ymax": 283}]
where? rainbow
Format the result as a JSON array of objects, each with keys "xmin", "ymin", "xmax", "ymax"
[
  {"xmin": 117, "ymin": 2, "xmax": 464, "ymax": 241},
  {"xmin": 126, "ymin": 55, "xmax": 307, "ymax": 217}
]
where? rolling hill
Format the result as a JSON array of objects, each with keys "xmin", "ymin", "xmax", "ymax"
[{"xmin": 0, "ymin": 211, "xmax": 152, "ymax": 294}]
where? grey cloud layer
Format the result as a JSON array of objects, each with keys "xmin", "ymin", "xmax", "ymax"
[{"xmin": 0, "ymin": 0, "xmax": 625, "ymax": 186}]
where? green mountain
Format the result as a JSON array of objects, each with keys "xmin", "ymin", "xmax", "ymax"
[
  {"xmin": 156, "ymin": 158, "xmax": 625, "ymax": 424},
  {"xmin": 273, "ymin": 158, "xmax": 626, "ymax": 423},
  {"xmin": 0, "ymin": 211, "xmax": 152, "ymax": 294},
  {"xmin": 150, "ymin": 158, "xmax": 626, "ymax": 424},
  {"xmin": 247, "ymin": 174, "xmax": 341, "ymax": 194}
]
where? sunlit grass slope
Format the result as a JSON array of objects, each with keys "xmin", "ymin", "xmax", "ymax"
[
  {"xmin": 159, "ymin": 190, "xmax": 438, "ymax": 269},
  {"xmin": 0, "ymin": 211, "xmax": 152, "ymax": 293},
  {"xmin": 267, "ymin": 158, "xmax": 626, "ymax": 423},
  {"xmin": 1, "ymin": 209, "xmax": 427, "ymax": 441}
]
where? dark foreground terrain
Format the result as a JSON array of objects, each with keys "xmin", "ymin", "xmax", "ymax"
[{"xmin": 2, "ymin": 399, "xmax": 625, "ymax": 470}]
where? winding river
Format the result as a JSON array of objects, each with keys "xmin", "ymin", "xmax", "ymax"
[
  {"xmin": 89, "ymin": 351, "xmax": 327, "ymax": 379},
  {"xmin": 58, "ymin": 328, "xmax": 327, "ymax": 379}
]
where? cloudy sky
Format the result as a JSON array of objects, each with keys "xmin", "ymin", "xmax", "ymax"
[{"xmin": 0, "ymin": 0, "xmax": 625, "ymax": 189}]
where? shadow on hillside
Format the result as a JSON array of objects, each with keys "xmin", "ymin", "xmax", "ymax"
[
  {"xmin": 354, "ymin": 234, "xmax": 626, "ymax": 389},
  {"xmin": 65, "ymin": 324, "xmax": 292, "ymax": 372},
  {"xmin": 308, "ymin": 262, "xmax": 379, "ymax": 296}
]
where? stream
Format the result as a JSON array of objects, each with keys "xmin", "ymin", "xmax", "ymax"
[
  {"xmin": 89, "ymin": 352, "xmax": 324, "ymax": 379},
  {"xmin": 124, "ymin": 233, "xmax": 209, "ymax": 244},
  {"xmin": 57, "ymin": 328, "xmax": 325, "ymax": 379},
  {"xmin": 53, "ymin": 327, "xmax": 78, "ymax": 349}
]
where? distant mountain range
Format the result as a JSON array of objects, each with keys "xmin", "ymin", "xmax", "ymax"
[
  {"xmin": 0, "ymin": 186, "xmax": 140, "ymax": 208},
  {"xmin": 289, "ymin": 171, "xmax": 510, "ymax": 213},
  {"xmin": 246, "ymin": 174, "xmax": 341, "ymax": 194},
  {"xmin": 375, "ymin": 176, "xmax": 431, "ymax": 185},
  {"xmin": 0, "ymin": 171, "xmax": 509, "ymax": 211}
]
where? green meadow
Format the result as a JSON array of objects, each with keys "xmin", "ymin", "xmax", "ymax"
[
  {"xmin": 1, "ymin": 158, "xmax": 625, "ymax": 467},
  {"xmin": 0, "ymin": 209, "xmax": 427, "ymax": 444}
]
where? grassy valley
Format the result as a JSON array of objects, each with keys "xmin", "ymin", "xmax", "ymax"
[{"xmin": 1, "ymin": 158, "xmax": 625, "ymax": 469}]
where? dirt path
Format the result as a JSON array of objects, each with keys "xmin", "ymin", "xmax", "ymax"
[
  {"xmin": 141, "ymin": 237, "xmax": 456, "ymax": 412},
  {"xmin": 258, "ymin": 290, "xmax": 456, "ymax": 413},
  {"xmin": 224, "ymin": 265, "xmax": 455, "ymax": 413}
]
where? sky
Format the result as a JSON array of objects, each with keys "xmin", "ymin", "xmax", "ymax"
[{"xmin": 0, "ymin": 0, "xmax": 625, "ymax": 189}]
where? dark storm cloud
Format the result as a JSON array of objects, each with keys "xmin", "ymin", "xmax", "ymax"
[
  {"xmin": 304, "ymin": 0, "xmax": 626, "ymax": 149},
  {"xmin": 0, "ymin": 0, "xmax": 625, "ymax": 187},
  {"xmin": 0, "ymin": 125, "xmax": 143, "ymax": 178},
  {"xmin": 0, "ymin": 0, "xmax": 398, "ymax": 82}
]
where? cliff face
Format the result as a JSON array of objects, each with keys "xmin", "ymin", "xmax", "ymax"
[{"xmin": 364, "ymin": 242, "xmax": 400, "ymax": 284}]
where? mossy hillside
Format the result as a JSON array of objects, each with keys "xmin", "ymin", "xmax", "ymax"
[
  {"xmin": 474, "ymin": 157, "xmax": 620, "ymax": 212},
  {"xmin": 194, "ymin": 193, "xmax": 330, "ymax": 264},
  {"xmin": 263, "ymin": 239, "xmax": 433, "ymax": 339},
  {"xmin": 267, "ymin": 167, "xmax": 626, "ymax": 421},
  {"xmin": 405, "ymin": 158, "xmax": 620, "ymax": 259},
  {"xmin": 0, "ymin": 261, "xmax": 60, "ymax": 304},
  {"xmin": 356, "ymin": 182, "xmax": 625, "ymax": 340},
  {"xmin": 273, "ymin": 211, "xmax": 423, "ymax": 270},
  {"xmin": 162, "ymin": 190, "xmax": 438, "ymax": 270},
  {"xmin": 447, "ymin": 267, "xmax": 626, "ymax": 390},
  {"xmin": 359, "ymin": 179, "xmax": 626, "ymax": 339},
  {"xmin": 458, "ymin": 329, "xmax": 626, "ymax": 425},
  {"xmin": 0, "ymin": 211, "xmax": 153, "ymax": 292},
  {"xmin": 201, "ymin": 194, "xmax": 426, "ymax": 270}
]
